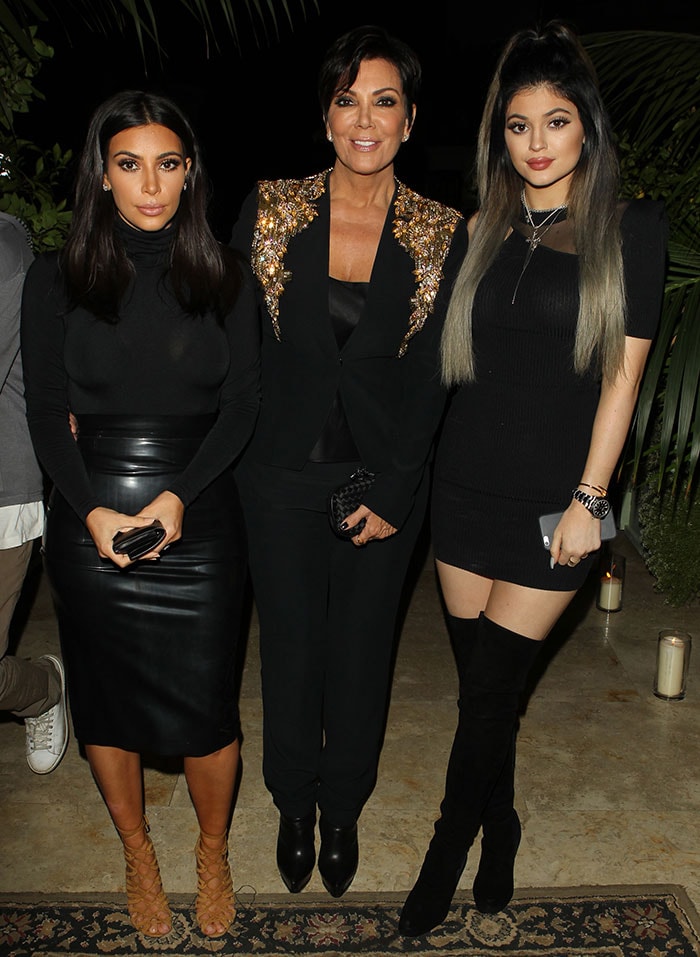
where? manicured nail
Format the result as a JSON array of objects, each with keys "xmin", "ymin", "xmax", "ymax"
[
  {"xmin": 340, "ymin": 522, "xmax": 349, "ymax": 530},
  {"xmin": 550, "ymin": 557, "xmax": 555, "ymax": 569}
]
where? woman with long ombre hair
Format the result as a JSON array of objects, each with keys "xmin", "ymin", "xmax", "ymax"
[{"xmin": 399, "ymin": 21, "xmax": 667, "ymax": 936}]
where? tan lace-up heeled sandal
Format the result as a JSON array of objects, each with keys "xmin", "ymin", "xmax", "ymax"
[
  {"xmin": 195, "ymin": 829, "xmax": 236, "ymax": 937},
  {"xmin": 116, "ymin": 816, "xmax": 172, "ymax": 938}
]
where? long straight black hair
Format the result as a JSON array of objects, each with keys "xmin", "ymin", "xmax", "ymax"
[{"xmin": 60, "ymin": 90, "xmax": 241, "ymax": 321}]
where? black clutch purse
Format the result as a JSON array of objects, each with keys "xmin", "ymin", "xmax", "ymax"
[
  {"xmin": 112, "ymin": 519, "xmax": 166, "ymax": 561},
  {"xmin": 328, "ymin": 468, "xmax": 376, "ymax": 539}
]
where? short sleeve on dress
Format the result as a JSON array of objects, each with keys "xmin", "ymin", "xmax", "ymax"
[{"xmin": 621, "ymin": 200, "xmax": 668, "ymax": 340}]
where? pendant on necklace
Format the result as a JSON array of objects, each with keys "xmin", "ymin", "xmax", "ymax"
[
  {"xmin": 511, "ymin": 246, "xmax": 534, "ymax": 304},
  {"xmin": 512, "ymin": 191, "xmax": 568, "ymax": 304}
]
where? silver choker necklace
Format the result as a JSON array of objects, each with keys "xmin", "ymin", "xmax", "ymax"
[
  {"xmin": 521, "ymin": 189, "xmax": 568, "ymax": 251},
  {"xmin": 512, "ymin": 190, "xmax": 568, "ymax": 303}
]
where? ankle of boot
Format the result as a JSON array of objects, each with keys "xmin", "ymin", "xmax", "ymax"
[{"xmin": 399, "ymin": 869, "xmax": 455, "ymax": 937}]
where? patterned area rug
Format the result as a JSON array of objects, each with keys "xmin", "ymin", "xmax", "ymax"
[{"xmin": 2, "ymin": 886, "xmax": 699, "ymax": 956}]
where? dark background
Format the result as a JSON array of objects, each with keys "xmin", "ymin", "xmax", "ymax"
[{"xmin": 21, "ymin": 0, "xmax": 699, "ymax": 239}]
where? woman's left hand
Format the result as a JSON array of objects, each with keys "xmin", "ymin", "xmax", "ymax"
[
  {"xmin": 344, "ymin": 506, "xmax": 397, "ymax": 546},
  {"xmin": 137, "ymin": 490, "xmax": 185, "ymax": 550}
]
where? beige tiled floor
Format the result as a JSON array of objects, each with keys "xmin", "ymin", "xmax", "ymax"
[{"xmin": 1, "ymin": 531, "xmax": 698, "ymax": 914}]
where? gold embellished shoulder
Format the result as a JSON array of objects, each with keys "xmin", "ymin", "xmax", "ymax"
[
  {"xmin": 250, "ymin": 171, "xmax": 463, "ymax": 354},
  {"xmin": 393, "ymin": 182, "xmax": 463, "ymax": 356},
  {"xmin": 251, "ymin": 170, "xmax": 328, "ymax": 340}
]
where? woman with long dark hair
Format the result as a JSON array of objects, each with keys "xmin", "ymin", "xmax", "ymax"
[{"xmin": 21, "ymin": 90, "xmax": 260, "ymax": 939}]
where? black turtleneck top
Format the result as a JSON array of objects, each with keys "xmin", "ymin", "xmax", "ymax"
[{"xmin": 20, "ymin": 218, "xmax": 261, "ymax": 521}]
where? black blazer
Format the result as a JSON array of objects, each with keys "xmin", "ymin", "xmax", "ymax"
[{"xmin": 230, "ymin": 170, "xmax": 468, "ymax": 529}]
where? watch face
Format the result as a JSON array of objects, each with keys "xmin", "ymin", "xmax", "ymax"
[{"xmin": 591, "ymin": 497, "xmax": 611, "ymax": 519}]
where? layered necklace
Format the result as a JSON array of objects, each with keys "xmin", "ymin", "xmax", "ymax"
[{"xmin": 511, "ymin": 189, "xmax": 568, "ymax": 304}]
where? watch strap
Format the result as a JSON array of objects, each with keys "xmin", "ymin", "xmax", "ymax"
[{"xmin": 571, "ymin": 487, "xmax": 611, "ymax": 517}]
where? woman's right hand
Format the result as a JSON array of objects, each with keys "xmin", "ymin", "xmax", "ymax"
[
  {"xmin": 85, "ymin": 507, "xmax": 163, "ymax": 568},
  {"xmin": 343, "ymin": 505, "xmax": 397, "ymax": 546}
]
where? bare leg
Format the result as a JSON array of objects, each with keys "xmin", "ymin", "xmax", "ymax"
[
  {"xmin": 184, "ymin": 740, "xmax": 239, "ymax": 938},
  {"xmin": 85, "ymin": 744, "xmax": 171, "ymax": 937},
  {"xmin": 85, "ymin": 744, "xmax": 144, "ymax": 830},
  {"xmin": 184, "ymin": 740, "xmax": 239, "ymax": 834},
  {"xmin": 436, "ymin": 560, "xmax": 576, "ymax": 639}
]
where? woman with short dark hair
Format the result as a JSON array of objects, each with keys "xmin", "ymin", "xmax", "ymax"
[{"xmin": 231, "ymin": 24, "xmax": 468, "ymax": 899}]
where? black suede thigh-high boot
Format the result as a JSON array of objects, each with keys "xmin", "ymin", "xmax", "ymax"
[
  {"xmin": 472, "ymin": 728, "xmax": 521, "ymax": 913},
  {"xmin": 449, "ymin": 614, "xmax": 525, "ymax": 914},
  {"xmin": 399, "ymin": 614, "xmax": 541, "ymax": 937},
  {"xmin": 449, "ymin": 613, "xmax": 523, "ymax": 914}
]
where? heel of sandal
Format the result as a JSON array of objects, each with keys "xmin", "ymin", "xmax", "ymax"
[
  {"xmin": 195, "ymin": 829, "xmax": 236, "ymax": 938},
  {"xmin": 116, "ymin": 816, "xmax": 172, "ymax": 938}
]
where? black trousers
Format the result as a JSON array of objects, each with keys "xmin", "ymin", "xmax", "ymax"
[{"xmin": 237, "ymin": 457, "xmax": 428, "ymax": 825}]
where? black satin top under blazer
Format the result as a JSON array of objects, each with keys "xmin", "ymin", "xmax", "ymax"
[{"xmin": 229, "ymin": 170, "xmax": 468, "ymax": 530}]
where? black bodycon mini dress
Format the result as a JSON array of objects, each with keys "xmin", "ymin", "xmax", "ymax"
[{"xmin": 432, "ymin": 200, "xmax": 667, "ymax": 590}]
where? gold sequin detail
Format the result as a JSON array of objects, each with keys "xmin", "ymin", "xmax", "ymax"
[
  {"xmin": 393, "ymin": 182, "xmax": 463, "ymax": 357},
  {"xmin": 251, "ymin": 171, "xmax": 327, "ymax": 340},
  {"xmin": 251, "ymin": 171, "xmax": 463, "ymax": 355}
]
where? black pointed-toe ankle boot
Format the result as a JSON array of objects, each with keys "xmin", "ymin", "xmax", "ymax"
[
  {"xmin": 276, "ymin": 811, "xmax": 316, "ymax": 893},
  {"xmin": 472, "ymin": 807, "xmax": 521, "ymax": 913},
  {"xmin": 398, "ymin": 614, "xmax": 540, "ymax": 937},
  {"xmin": 318, "ymin": 819, "xmax": 358, "ymax": 898}
]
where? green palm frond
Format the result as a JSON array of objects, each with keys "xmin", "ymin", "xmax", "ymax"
[
  {"xmin": 0, "ymin": 0, "xmax": 318, "ymax": 65},
  {"xmin": 0, "ymin": 0, "xmax": 319, "ymax": 136},
  {"xmin": 585, "ymin": 31, "xmax": 700, "ymax": 499},
  {"xmin": 585, "ymin": 31, "xmax": 699, "ymax": 167}
]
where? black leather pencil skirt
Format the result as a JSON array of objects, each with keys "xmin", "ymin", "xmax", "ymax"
[{"xmin": 43, "ymin": 415, "xmax": 246, "ymax": 757}]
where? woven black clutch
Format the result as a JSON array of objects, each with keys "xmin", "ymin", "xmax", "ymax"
[{"xmin": 328, "ymin": 468, "xmax": 376, "ymax": 539}]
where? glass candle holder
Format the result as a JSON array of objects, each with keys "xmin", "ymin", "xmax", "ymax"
[
  {"xmin": 596, "ymin": 553, "xmax": 625, "ymax": 613},
  {"xmin": 654, "ymin": 630, "xmax": 692, "ymax": 700}
]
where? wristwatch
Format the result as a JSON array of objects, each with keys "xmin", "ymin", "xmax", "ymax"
[{"xmin": 571, "ymin": 488, "xmax": 612, "ymax": 519}]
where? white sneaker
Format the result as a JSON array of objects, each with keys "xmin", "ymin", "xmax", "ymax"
[{"xmin": 25, "ymin": 654, "xmax": 69, "ymax": 774}]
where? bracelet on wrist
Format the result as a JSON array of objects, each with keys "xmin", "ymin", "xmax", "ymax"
[{"xmin": 577, "ymin": 481, "xmax": 608, "ymax": 496}]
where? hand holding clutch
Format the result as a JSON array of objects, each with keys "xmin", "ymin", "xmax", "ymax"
[
  {"xmin": 328, "ymin": 468, "xmax": 376, "ymax": 539},
  {"xmin": 112, "ymin": 519, "xmax": 166, "ymax": 561}
]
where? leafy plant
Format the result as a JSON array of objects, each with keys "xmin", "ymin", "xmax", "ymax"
[
  {"xmin": 0, "ymin": 23, "xmax": 49, "ymax": 130},
  {"xmin": 582, "ymin": 31, "xmax": 700, "ymax": 603},
  {"xmin": 0, "ymin": 140, "xmax": 73, "ymax": 251},
  {"xmin": 585, "ymin": 31, "xmax": 700, "ymax": 501},
  {"xmin": 636, "ymin": 438, "xmax": 700, "ymax": 606},
  {"xmin": 0, "ymin": 0, "xmax": 318, "ymax": 251},
  {"xmin": 0, "ymin": 27, "xmax": 73, "ymax": 251},
  {"xmin": 0, "ymin": 0, "xmax": 319, "ymax": 71}
]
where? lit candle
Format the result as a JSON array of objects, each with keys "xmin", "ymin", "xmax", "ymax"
[
  {"xmin": 655, "ymin": 635, "xmax": 687, "ymax": 698},
  {"xmin": 598, "ymin": 572, "xmax": 622, "ymax": 612}
]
